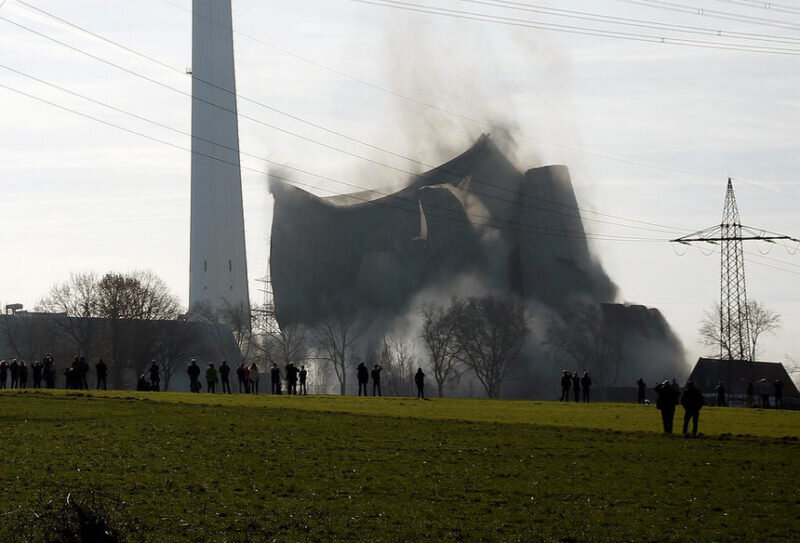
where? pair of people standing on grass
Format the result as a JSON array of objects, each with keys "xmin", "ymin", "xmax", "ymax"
[{"xmin": 655, "ymin": 379, "xmax": 704, "ymax": 436}]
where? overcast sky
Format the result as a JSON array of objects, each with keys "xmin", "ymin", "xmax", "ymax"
[{"xmin": 1, "ymin": 0, "xmax": 798, "ymax": 368}]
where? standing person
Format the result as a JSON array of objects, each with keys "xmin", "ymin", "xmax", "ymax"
[
  {"xmin": 654, "ymin": 380, "xmax": 680, "ymax": 434},
  {"xmin": 187, "ymin": 359, "xmax": 201, "ymax": 393},
  {"xmin": 0, "ymin": 360, "xmax": 7, "ymax": 389},
  {"xmin": 371, "ymin": 364, "xmax": 383, "ymax": 397},
  {"xmin": 299, "ymin": 366, "xmax": 307, "ymax": 395},
  {"xmin": 9, "ymin": 359, "xmax": 19, "ymax": 389},
  {"xmin": 206, "ymin": 363, "xmax": 218, "ymax": 393},
  {"xmin": 78, "ymin": 357, "xmax": 90, "ymax": 390},
  {"xmin": 774, "ymin": 379, "xmax": 784, "ymax": 409},
  {"xmin": 560, "ymin": 370, "xmax": 571, "ymax": 401},
  {"xmin": 95, "ymin": 359, "xmax": 108, "ymax": 390},
  {"xmin": 149, "ymin": 361, "xmax": 161, "ymax": 392},
  {"xmin": 243, "ymin": 365, "xmax": 251, "ymax": 393},
  {"xmin": 580, "ymin": 371, "xmax": 592, "ymax": 403},
  {"xmin": 236, "ymin": 363, "xmax": 246, "ymax": 393},
  {"xmin": 287, "ymin": 363, "xmax": 299, "ymax": 395},
  {"xmin": 715, "ymin": 381, "xmax": 726, "ymax": 407},
  {"xmin": 636, "ymin": 378, "xmax": 647, "ymax": 404},
  {"xmin": 219, "ymin": 360, "xmax": 231, "ymax": 394},
  {"xmin": 357, "ymin": 362, "xmax": 369, "ymax": 396},
  {"xmin": 248, "ymin": 363, "xmax": 259, "ymax": 394},
  {"xmin": 32, "ymin": 360, "xmax": 43, "ymax": 389},
  {"xmin": 572, "ymin": 372, "xmax": 580, "ymax": 403},
  {"xmin": 43, "ymin": 355, "xmax": 56, "ymax": 389},
  {"xmin": 415, "ymin": 367, "xmax": 426, "ymax": 399},
  {"xmin": 758, "ymin": 378, "xmax": 771, "ymax": 408},
  {"xmin": 681, "ymin": 380, "xmax": 704, "ymax": 436},
  {"xmin": 270, "ymin": 364, "xmax": 281, "ymax": 394},
  {"xmin": 18, "ymin": 361, "xmax": 28, "ymax": 388}
]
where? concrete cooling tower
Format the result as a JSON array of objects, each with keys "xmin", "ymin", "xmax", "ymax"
[{"xmin": 269, "ymin": 135, "xmax": 685, "ymax": 391}]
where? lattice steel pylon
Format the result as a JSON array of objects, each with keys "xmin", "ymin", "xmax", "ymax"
[{"xmin": 672, "ymin": 178, "xmax": 798, "ymax": 361}]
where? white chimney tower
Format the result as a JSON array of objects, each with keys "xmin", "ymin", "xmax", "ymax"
[{"xmin": 189, "ymin": 0, "xmax": 250, "ymax": 316}]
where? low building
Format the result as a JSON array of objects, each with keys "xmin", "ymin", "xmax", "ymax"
[{"xmin": 688, "ymin": 357, "xmax": 799, "ymax": 408}]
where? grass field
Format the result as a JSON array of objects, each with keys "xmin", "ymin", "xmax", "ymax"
[{"xmin": 0, "ymin": 390, "xmax": 797, "ymax": 542}]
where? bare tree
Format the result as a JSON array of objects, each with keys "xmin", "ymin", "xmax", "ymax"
[
  {"xmin": 187, "ymin": 300, "xmax": 249, "ymax": 366},
  {"xmin": 379, "ymin": 336, "xmax": 417, "ymax": 397},
  {"xmin": 453, "ymin": 295, "xmax": 530, "ymax": 398},
  {"xmin": 747, "ymin": 301, "xmax": 781, "ymax": 361},
  {"xmin": 36, "ymin": 271, "xmax": 102, "ymax": 358},
  {"xmin": 545, "ymin": 302, "xmax": 623, "ymax": 388},
  {"xmin": 150, "ymin": 320, "xmax": 204, "ymax": 390},
  {"xmin": 420, "ymin": 302, "xmax": 463, "ymax": 397},
  {"xmin": 0, "ymin": 313, "xmax": 58, "ymax": 361},
  {"xmin": 311, "ymin": 305, "xmax": 366, "ymax": 395},
  {"xmin": 96, "ymin": 270, "xmax": 182, "ymax": 384},
  {"xmin": 263, "ymin": 323, "xmax": 307, "ymax": 368},
  {"xmin": 699, "ymin": 300, "xmax": 781, "ymax": 361}
]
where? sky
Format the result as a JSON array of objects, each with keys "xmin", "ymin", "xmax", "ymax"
[{"xmin": 0, "ymin": 0, "xmax": 798, "ymax": 371}]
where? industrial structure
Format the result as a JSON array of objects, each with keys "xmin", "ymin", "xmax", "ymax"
[
  {"xmin": 270, "ymin": 136, "xmax": 686, "ymax": 393},
  {"xmin": 189, "ymin": 0, "xmax": 250, "ymax": 316},
  {"xmin": 672, "ymin": 179, "xmax": 797, "ymax": 361}
]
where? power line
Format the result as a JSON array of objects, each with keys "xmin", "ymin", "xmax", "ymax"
[
  {"xmin": 462, "ymin": 0, "xmax": 800, "ymax": 45},
  {"xmin": 350, "ymin": 0, "xmax": 800, "ymax": 54},
  {"xmin": 15, "ymin": 0, "xmax": 184, "ymax": 75},
  {"xmin": 7, "ymin": 0, "xmax": 797, "ymax": 223},
  {"xmin": 715, "ymin": 0, "xmax": 800, "ymax": 17},
  {"xmin": 0, "ymin": 78, "xmax": 669, "ymax": 244},
  {"xmin": 151, "ymin": 0, "xmax": 800, "ymax": 202},
  {"xmin": 617, "ymin": 0, "xmax": 800, "ymax": 32},
  {"xmin": 0, "ymin": 6, "xmax": 689, "ymax": 236}
]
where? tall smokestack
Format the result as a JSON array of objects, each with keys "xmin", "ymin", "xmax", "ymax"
[{"xmin": 189, "ymin": 0, "xmax": 250, "ymax": 315}]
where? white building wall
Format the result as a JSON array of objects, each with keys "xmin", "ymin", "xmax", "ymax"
[{"xmin": 189, "ymin": 0, "xmax": 250, "ymax": 316}]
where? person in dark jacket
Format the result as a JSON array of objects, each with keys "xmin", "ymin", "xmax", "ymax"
[
  {"xmin": 286, "ymin": 363, "xmax": 299, "ymax": 395},
  {"xmin": 9, "ymin": 359, "xmax": 19, "ymax": 389},
  {"xmin": 580, "ymin": 372, "xmax": 592, "ymax": 403},
  {"xmin": 43, "ymin": 355, "xmax": 56, "ymax": 389},
  {"xmin": 32, "ymin": 361, "xmax": 43, "ymax": 388},
  {"xmin": 96, "ymin": 359, "xmax": 108, "ymax": 390},
  {"xmin": 636, "ymin": 378, "xmax": 647, "ymax": 404},
  {"xmin": 774, "ymin": 379, "xmax": 784, "ymax": 409},
  {"xmin": 187, "ymin": 359, "xmax": 201, "ymax": 393},
  {"xmin": 18, "ymin": 361, "xmax": 28, "ymax": 388},
  {"xmin": 372, "ymin": 365, "xmax": 383, "ymax": 397},
  {"xmin": 571, "ymin": 372, "xmax": 580, "ymax": 402},
  {"xmin": 681, "ymin": 380, "xmax": 704, "ymax": 436},
  {"xmin": 415, "ymin": 367, "xmax": 426, "ymax": 399},
  {"xmin": 299, "ymin": 366, "xmax": 308, "ymax": 395},
  {"xmin": 0, "ymin": 360, "xmax": 7, "ymax": 389},
  {"xmin": 356, "ymin": 362, "xmax": 369, "ymax": 396},
  {"xmin": 560, "ymin": 370, "xmax": 571, "ymax": 401},
  {"xmin": 206, "ymin": 363, "xmax": 218, "ymax": 393},
  {"xmin": 219, "ymin": 360, "xmax": 231, "ymax": 394},
  {"xmin": 270, "ymin": 364, "xmax": 281, "ymax": 394},
  {"xmin": 655, "ymin": 380, "xmax": 680, "ymax": 434},
  {"xmin": 149, "ymin": 361, "xmax": 160, "ymax": 391}
]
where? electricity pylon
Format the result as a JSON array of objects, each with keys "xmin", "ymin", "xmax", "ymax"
[{"xmin": 671, "ymin": 178, "xmax": 797, "ymax": 361}]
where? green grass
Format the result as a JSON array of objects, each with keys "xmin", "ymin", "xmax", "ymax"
[{"xmin": 0, "ymin": 390, "xmax": 798, "ymax": 542}]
